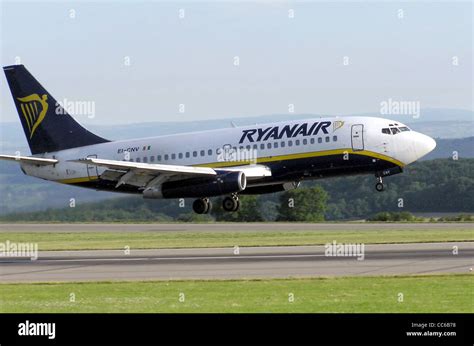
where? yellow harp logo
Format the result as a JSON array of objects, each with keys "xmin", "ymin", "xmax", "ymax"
[
  {"xmin": 17, "ymin": 94, "xmax": 49, "ymax": 138},
  {"xmin": 333, "ymin": 120, "xmax": 345, "ymax": 132}
]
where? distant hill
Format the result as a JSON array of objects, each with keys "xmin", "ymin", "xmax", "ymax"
[{"xmin": 423, "ymin": 137, "xmax": 474, "ymax": 160}]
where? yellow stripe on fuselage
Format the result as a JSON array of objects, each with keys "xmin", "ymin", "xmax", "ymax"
[
  {"xmin": 196, "ymin": 148, "xmax": 405, "ymax": 169},
  {"xmin": 57, "ymin": 176, "xmax": 99, "ymax": 184},
  {"xmin": 57, "ymin": 149, "xmax": 404, "ymax": 184}
]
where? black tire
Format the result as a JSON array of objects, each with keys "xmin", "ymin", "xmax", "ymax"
[
  {"xmin": 193, "ymin": 199, "xmax": 207, "ymax": 214},
  {"xmin": 375, "ymin": 182, "xmax": 384, "ymax": 192},
  {"xmin": 223, "ymin": 197, "xmax": 238, "ymax": 212}
]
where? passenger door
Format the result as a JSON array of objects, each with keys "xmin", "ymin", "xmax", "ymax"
[{"xmin": 351, "ymin": 124, "xmax": 364, "ymax": 151}]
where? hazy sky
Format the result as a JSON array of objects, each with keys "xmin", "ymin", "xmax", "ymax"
[{"xmin": 1, "ymin": 0, "xmax": 472, "ymax": 124}]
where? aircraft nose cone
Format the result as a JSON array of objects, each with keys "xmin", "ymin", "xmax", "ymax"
[{"xmin": 414, "ymin": 133, "xmax": 436, "ymax": 159}]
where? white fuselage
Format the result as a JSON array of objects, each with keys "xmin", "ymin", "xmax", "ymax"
[{"xmin": 20, "ymin": 116, "xmax": 436, "ymax": 194}]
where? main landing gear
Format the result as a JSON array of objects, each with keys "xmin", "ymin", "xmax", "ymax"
[
  {"xmin": 375, "ymin": 176, "xmax": 385, "ymax": 192},
  {"xmin": 192, "ymin": 198, "xmax": 212, "ymax": 214},
  {"xmin": 223, "ymin": 194, "xmax": 240, "ymax": 212},
  {"xmin": 192, "ymin": 195, "xmax": 241, "ymax": 214}
]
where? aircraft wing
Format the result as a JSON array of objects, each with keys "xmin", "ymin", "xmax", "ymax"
[
  {"xmin": 0, "ymin": 154, "xmax": 58, "ymax": 165},
  {"xmin": 71, "ymin": 157, "xmax": 271, "ymax": 188},
  {"xmin": 71, "ymin": 157, "xmax": 217, "ymax": 176}
]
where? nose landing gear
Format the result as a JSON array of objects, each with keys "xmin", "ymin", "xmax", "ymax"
[
  {"xmin": 375, "ymin": 177, "xmax": 384, "ymax": 192},
  {"xmin": 223, "ymin": 194, "xmax": 240, "ymax": 212},
  {"xmin": 192, "ymin": 198, "xmax": 212, "ymax": 214}
]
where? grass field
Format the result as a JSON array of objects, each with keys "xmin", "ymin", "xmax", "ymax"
[
  {"xmin": 0, "ymin": 274, "xmax": 472, "ymax": 313},
  {"xmin": 0, "ymin": 228, "xmax": 472, "ymax": 250}
]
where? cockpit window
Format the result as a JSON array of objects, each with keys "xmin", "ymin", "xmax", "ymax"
[
  {"xmin": 391, "ymin": 127, "xmax": 401, "ymax": 134},
  {"xmin": 399, "ymin": 126, "xmax": 410, "ymax": 132},
  {"xmin": 381, "ymin": 128, "xmax": 391, "ymax": 134}
]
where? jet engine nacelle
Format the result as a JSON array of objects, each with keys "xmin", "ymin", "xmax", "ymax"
[{"xmin": 143, "ymin": 171, "xmax": 246, "ymax": 199}]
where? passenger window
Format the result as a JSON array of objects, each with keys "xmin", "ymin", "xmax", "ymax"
[
  {"xmin": 200, "ymin": 150, "xmax": 205, "ymax": 156},
  {"xmin": 171, "ymin": 154, "xmax": 176, "ymax": 160},
  {"xmin": 178, "ymin": 153, "xmax": 183, "ymax": 159},
  {"xmin": 157, "ymin": 155, "xmax": 162, "ymax": 161},
  {"xmin": 164, "ymin": 154, "xmax": 169, "ymax": 160},
  {"xmin": 333, "ymin": 136, "xmax": 337, "ymax": 142},
  {"xmin": 129, "ymin": 158, "xmax": 134, "ymax": 162},
  {"xmin": 288, "ymin": 140, "xmax": 293, "ymax": 147},
  {"xmin": 193, "ymin": 151, "xmax": 197, "ymax": 157},
  {"xmin": 136, "ymin": 158, "xmax": 141, "ymax": 162},
  {"xmin": 295, "ymin": 139, "xmax": 300, "ymax": 146},
  {"xmin": 274, "ymin": 142, "xmax": 279, "ymax": 148},
  {"xmin": 246, "ymin": 145, "xmax": 251, "ymax": 150},
  {"xmin": 318, "ymin": 138, "xmax": 322, "ymax": 143},
  {"xmin": 267, "ymin": 143, "xmax": 272, "ymax": 149},
  {"xmin": 150, "ymin": 156, "xmax": 155, "ymax": 162},
  {"xmin": 260, "ymin": 143, "xmax": 265, "ymax": 150},
  {"xmin": 186, "ymin": 152, "xmax": 190, "ymax": 158},
  {"xmin": 281, "ymin": 141, "xmax": 285, "ymax": 147},
  {"xmin": 252, "ymin": 144, "xmax": 258, "ymax": 150},
  {"xmin": 303, "ymin": 139, "xmax": 308, "ymax": 145},
  {"xmin": 143, "ymin": 157, "xmax": 148, "ymax": 163},
  {"xmin": 310, "ymin": 138, "xmax": 315, "ymax": 144},
  {"xmin": 208, "ymin": 149, "xmax": 212, "ymax": 155},
  {"xmin": 382, "ymin": 128, "xmax": 391, "ymax": 134},
  {"xmin": 325, "ymin": 137, "xmax": 330, "ymax": 143}
]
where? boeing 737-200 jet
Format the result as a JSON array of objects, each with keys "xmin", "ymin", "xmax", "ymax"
[{"xmin": 1, "ymin": 65, "xmax": 436, "ymax": 214}]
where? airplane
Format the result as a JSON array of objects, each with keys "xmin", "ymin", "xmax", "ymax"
[{"xmin": 0, "ymin": 65, "xmax": 436, "ymax": 214}]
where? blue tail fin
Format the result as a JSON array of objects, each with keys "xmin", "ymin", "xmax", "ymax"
[{"xmin": 3, "ymin": 65, "xmax": 109, "ymax": 154}]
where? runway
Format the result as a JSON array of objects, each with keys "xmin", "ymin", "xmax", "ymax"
[
  {"xmin": 0, "ymin": 222, "xmax": 472, "ymax": 233},
  {"xmin": 1, "ymin": 242, "xmax": 472, "ymax": 282}
]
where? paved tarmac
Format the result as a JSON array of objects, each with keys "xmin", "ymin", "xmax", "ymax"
[
  {"xmin": 0, "ymin": 222, "xmax": 472, "ymax": 233},
  {"xmin": 1, "ymin": 242, "xmax": 472, "ymax": 282}
]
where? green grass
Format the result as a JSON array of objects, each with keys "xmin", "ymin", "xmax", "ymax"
[
  {"xmin": 0, "ymin": 275, "xmax": 472, "ymax": 313},
  {"xmin": 0, "ymin": 228, "xmax": 472, "ymax": 250}
]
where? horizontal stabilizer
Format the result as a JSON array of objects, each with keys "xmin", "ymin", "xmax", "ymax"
[{"xmin": 0, "ymin": 154, "xmax": 58, "ymax": 165}]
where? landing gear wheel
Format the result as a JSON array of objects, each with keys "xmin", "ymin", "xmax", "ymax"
[
  {"xmin": 233, "ymin": 199, "xmax": 240, "ymax": 212},
  {"xmin": 193, "ymin": 198, "xmax": 212, "ymax": 214},
  {"xmin": 375, "ymin": 182, "xmax": 384, "ymax": 192},
  {"xmin": 223, "ymin": 196, "xmax": 240, "ymax": 212}
]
